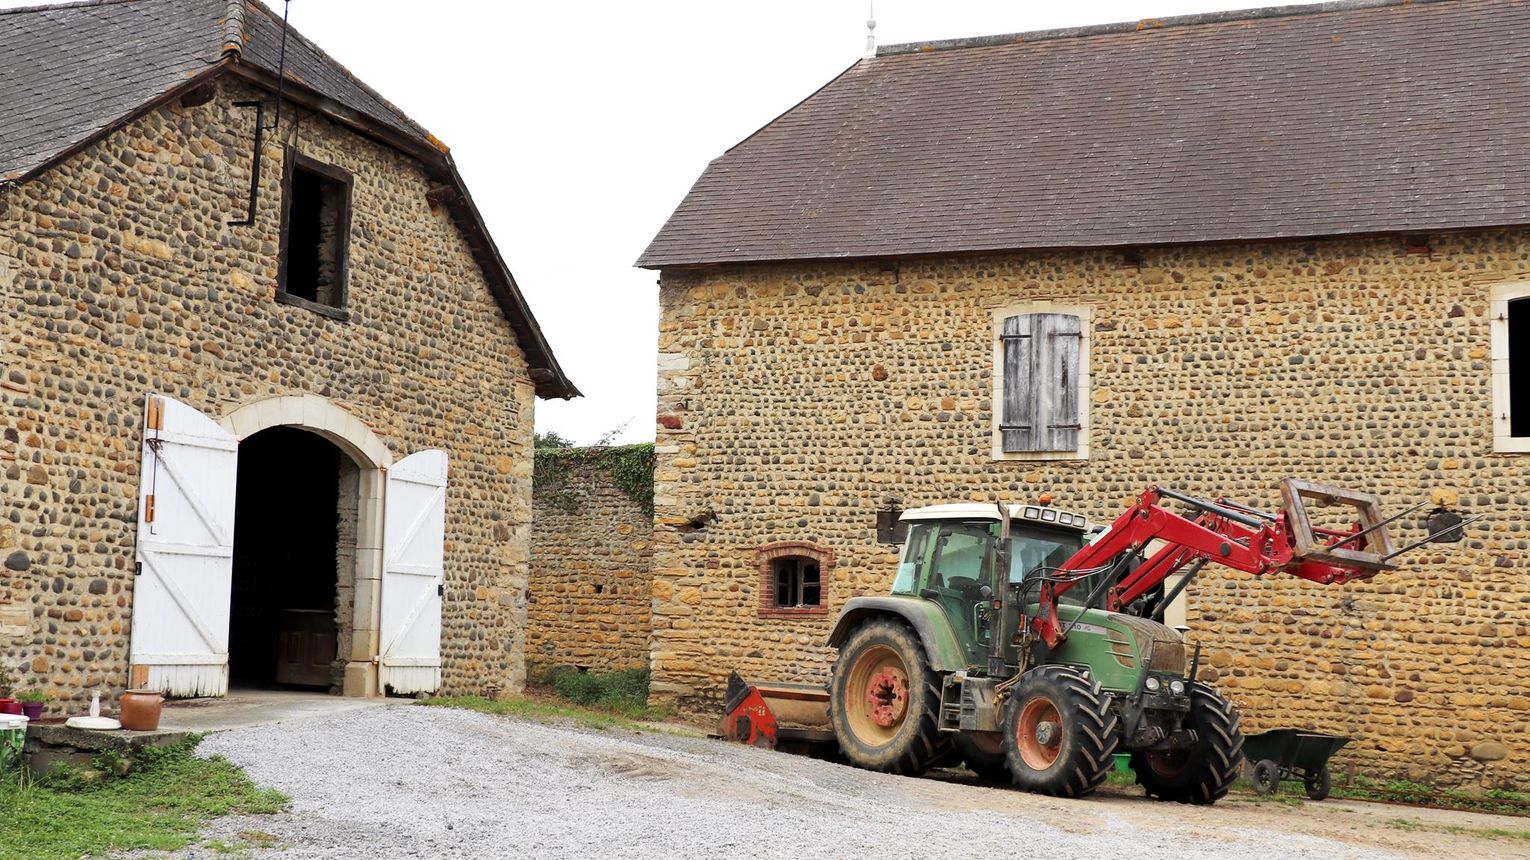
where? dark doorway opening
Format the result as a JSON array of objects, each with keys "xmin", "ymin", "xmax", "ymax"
[{"xmin": 230, "ymin": 427, "xmax": 342, "ymax": 689}]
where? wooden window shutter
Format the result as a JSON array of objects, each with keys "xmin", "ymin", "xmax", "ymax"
[
  {"xmin": 1001, "ymin": 312, "xmax": 1082, "ymax": 453},
  {"xmin": 1000, "ymin": 314, "xmax": 1036, "ymax": 452}
]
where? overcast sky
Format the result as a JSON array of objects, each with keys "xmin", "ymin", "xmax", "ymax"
[{"xmin": 9, "ymin": 0, "xmax": 1329, "ymax": 444}]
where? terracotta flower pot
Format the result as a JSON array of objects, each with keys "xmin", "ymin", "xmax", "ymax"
[
  {"xmin": 118, "ymin": 689, "xmax": 164, "ymax": 732},
  {"xmin": 20, "ymin": 702, "xmax": 42, "ymax": 721},
  {"xmin": 0, "ymin": 698, "xmax": 19, "ymax": 716}
]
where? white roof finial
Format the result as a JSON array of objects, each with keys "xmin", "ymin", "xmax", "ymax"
[{"xmin": 863, "ymin": 1, "xmax": 877, "ymax": 59}]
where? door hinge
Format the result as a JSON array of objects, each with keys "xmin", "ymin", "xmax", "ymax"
[
  {"xmin": 134, "ymin": 561, "xmax": 142, "ymax": 577},
  {"xmin": 437, "ymin": 582, "xmax": 444, "ymax": 597},
  {"xmin": 145, "ymin": 395, "xmax": 165, "ymax": 431}
]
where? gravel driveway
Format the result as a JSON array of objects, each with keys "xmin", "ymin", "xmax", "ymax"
[{"xmin": 182, "ymin": 704, "xmax": 1529, "ymax": 859}]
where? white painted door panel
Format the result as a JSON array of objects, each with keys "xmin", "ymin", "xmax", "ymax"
[
  {"xmin": 379, "ymin": 449, "xmax": 447, "ymax": 694},
  {"xmin": 130, "ymin": 394, "xmax": 238, "ymax": 697}
]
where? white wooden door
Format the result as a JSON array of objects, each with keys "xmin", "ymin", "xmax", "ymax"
[
  {"xmin": 379, "ymin": 449, "xmax": 447, "ymax": 695},
  {"xmin": 130, "ymin": 394, "xmax": 238, "ymax": 697}
]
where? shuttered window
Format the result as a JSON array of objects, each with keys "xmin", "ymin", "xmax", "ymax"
[{"xmin": 997, "ymin": 311, "xmax": 1086, "ymax": 455}]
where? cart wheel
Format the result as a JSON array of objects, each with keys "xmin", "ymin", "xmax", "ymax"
[
  {"xmin": 1252, "ymin": 759, "xmax": 1280, "ymax": 796},
  {"xmin": 1304, "ymin": 764, "xmax": 1331, "ymax": 801}
]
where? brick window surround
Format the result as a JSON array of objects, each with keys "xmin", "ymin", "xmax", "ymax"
[{"xmin": 755, "ymin": 541, "xmax": 835, "ymax": 618}]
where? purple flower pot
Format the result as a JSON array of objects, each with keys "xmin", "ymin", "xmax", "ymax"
[{"xmin": 20, "ymin": 702, "xmax": 42, "ymax": 721}]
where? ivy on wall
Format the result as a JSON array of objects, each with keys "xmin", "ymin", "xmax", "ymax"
[{"xmin": 533, "ymin": 433, "xmax": 655, "ymax": 517}]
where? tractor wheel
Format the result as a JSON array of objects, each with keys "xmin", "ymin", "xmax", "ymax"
[
  {"xmin": 1002, "ymin": 665, "xmax": 1119, "ymax": 798},
  {"xmin": 1131, "ymin": 683, "xmax": 1244, "ymax": 805},
  {"xmin": 953, "ymin": 731, "xmax": 1010, "ymax": 782},
  {"xmin": 828, "ymin": 620, "xmax": 949, "ymax": 775}
]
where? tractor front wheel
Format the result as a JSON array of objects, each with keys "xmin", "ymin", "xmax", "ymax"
[
  {"xmin": 1131, "ymin": 683, "xmax": 1244, "ymax": 805},
  {"xmin": 1002, "ymin": 665, "xmax": 1119, "ymax": 798},
  {"xmin": 829, "ymin": 620, "xmax": 948, "ymax": 775}
]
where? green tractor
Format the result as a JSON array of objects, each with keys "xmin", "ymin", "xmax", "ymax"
[{"xmin": 825, "ymin": 482, "xmax": 1462, "ymax": 802}]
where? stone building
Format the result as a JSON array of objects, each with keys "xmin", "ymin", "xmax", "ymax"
[
  {"xmin": 527, "ymin": 446, "xmax": 653, "ymax": 674},
  {"xmin": 639, "ymin": 0, "xmax": 1530, "ymax": 787},
  {"xmin": 1, "ymin": 0, "xmax": 577, "ymax": 710}
]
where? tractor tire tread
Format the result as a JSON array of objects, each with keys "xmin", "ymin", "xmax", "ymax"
[
  {"xmin": 828, "ymin": 618, "xmax": 950, "ymax": 776},
  {"xmin": 1133, "ymin": 682, "xmax": 1244, "ymax": 805},
  {"xmin": 1004, "ymin": 665, "xmax": 1119, "ymax": 798}
]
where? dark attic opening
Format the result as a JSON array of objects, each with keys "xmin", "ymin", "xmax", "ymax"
[
  {"xmin": 1512, "ymin": 296, "xmax": 1529, "ymax": 437},
  {"xmin": 230, "ymin": 427, "xmax": 353, "ymax": 690},
  {"xmin": 280, "ymin": 152, "xmax": 352, "ymax": 309}
]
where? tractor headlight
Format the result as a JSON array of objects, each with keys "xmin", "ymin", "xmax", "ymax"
[
  {"xmin": 1169, "ymin": 680, "xmax": 1186, "ymax": 696},
  {"xmin": 1144, "ymin": 677, "xmax": 1162, "ymax": 692}
]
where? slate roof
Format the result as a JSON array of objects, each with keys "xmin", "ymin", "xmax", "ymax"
[
  {"xmin": 0, "ymin": 0, "xmax": 577, "ymax": 398},
  {"xmin": 639, "ymin": 0, "xmax": 1530, "ymax": 268}
]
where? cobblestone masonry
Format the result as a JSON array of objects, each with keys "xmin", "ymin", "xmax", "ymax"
[
  {"xmin": 527, "ymin": 453, "xmax": 652, "ymax": 674},
  {"xmin": 0, "ymin": 77, "xmax": 537, "ymax": 714},
  {"xmin": 652, "ymin": 232, "xmax": 1530, "ymax": 788}
]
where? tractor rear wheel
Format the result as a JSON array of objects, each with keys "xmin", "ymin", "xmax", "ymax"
[
  {"xmin": 1002, "ymin": 665, "xmax": 1119, "ymax": 797},
  {"xmin": 953, "ymin": 731, "xmax": 1010, "ymax": 782},
  {"xmin": 829, "ymin": 619, "xmax": 949, "ymax": 775},
  {"xmin": 1131, "ymin": 683, "xmax": 1244, "ymax": 805}
]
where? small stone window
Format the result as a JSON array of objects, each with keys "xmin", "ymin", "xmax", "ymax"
[
  {"xmin": 755, "ymin": 541, "xmax": 834, "ymax": 618},
  {"xmin": 278, "ymin": 149, "xmax": 352, "ymax": 318},
  {"xmin": 1492, "ymin": 282, "xmax": 1530, "ymax": 453}
]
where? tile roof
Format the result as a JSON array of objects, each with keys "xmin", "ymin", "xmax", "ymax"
[
  {"xmin": 638, "ymin": 0, "xmax": 1530, "ymax": 268},
  {"xmin": 0, "ymin": 0, "xmax": 577, "ymax": 398}
]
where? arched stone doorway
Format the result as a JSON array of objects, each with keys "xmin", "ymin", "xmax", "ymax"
[{"xmin": 220, "ymin": 395, "xmax": 391, "ymax": 697}]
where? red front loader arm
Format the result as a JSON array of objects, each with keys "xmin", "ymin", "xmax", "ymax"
[{"xmin": 1029, "ymin": 481, "xmax": 1410, "ymax": 649}]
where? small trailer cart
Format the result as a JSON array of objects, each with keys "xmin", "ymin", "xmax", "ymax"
[{"xmin": 1244, "ymin": 729, "xmax": 1351, "ymax": 800}]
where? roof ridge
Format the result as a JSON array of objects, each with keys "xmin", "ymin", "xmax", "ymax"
[
  {"xmin": 876, "ymin": 0, "xmax": 1448, "ymax": 56},
  {"xmin": 220, "ymin": 0, "xmax": 245, "ymax": 57},
  {"xmin": 241, "ymin": 0, "xmax": 442, "ymax": 150},
  {"xmin": 0, "ymin": 0, "xmax": 145, "ymax": 17}
]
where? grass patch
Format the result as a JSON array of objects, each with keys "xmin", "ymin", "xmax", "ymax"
[
  {"xmin": 421, "ymin": 667, "xmax": 688, "ymax": 735},
  {"xmin": 544, "ymin": 666, "xmax": 653, "ymax": 715},
  {"xmin": 1329, "ymin": 775, "xmax": 1530, "ymax": 817},
  {"xmin": 417, "ymin": 693, "xmax": 684, "ymax": 734},
  {"xmin": 1385, "ymin": 816, "xmax": 1530, "ymax": 842},
  {"xmin": 0, "ymin": 736, "xmax": 286, "ymax": 860}
]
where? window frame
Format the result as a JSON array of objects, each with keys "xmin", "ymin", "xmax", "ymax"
[
  {"xmin": 991, "ymin": 302, "xmax": 1092, "ymax": 461},
  {"xmin": 277, "ymin": 147, "xmax": 353, "ymax": 321},
  {"xmin": 1492, "ymin": 281, "xmax": 1530, "ymax": 453},
  {"xmin": 755, "ymin": 541, "xmax": 834, "ymax": 618}
]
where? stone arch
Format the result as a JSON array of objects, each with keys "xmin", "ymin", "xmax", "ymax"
[
  {"xmin": 219, "ymin": 394, "xmax": 391, "ymax": 469},
  {"xmin": 218, "ymin": 394, "xmax": 390, "ymax": 697}
]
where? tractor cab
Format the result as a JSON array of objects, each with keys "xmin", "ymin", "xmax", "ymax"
[{"xmin": 890, "ymin": 503, "xmax": 1092, "ymax": 668}]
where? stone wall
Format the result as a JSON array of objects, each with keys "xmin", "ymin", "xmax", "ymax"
[
  {"xmin": 0, "ymin": 75, "xmax": 537, "ymax": 713},
  {"xmin": 527, "ymin": 448, "xmax": 653, "ymax": 673},
  {"xmin": 652, "ymin": 231, "xmax": 1530, "ymax": 788}
]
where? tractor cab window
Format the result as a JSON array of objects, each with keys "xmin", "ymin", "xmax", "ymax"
[
  {"xmin": 1007, "ymin": 526, "xmax": 1090, "ymax": 606},
  {"xmin": 891, "ymin": 523, "xmax": 935, "ymax": 594}
]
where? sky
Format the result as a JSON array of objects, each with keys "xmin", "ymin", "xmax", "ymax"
[{"xmin": 7, "ymin": 0, "xmax": 1330, "ymax": 444}]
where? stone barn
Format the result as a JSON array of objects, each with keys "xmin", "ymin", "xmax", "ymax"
[
  {"xmin": 639, "ymin": 0, "xmax": 1530, "ymax": 787},
  {"xmin": 1, "ymin": 0, "xmax": 577, "ymax": 710}
]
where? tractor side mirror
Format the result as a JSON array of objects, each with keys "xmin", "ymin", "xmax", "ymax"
[{"xmin": 1426, "ymin": 508, "xmax": 1465, "ymax": 544}]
